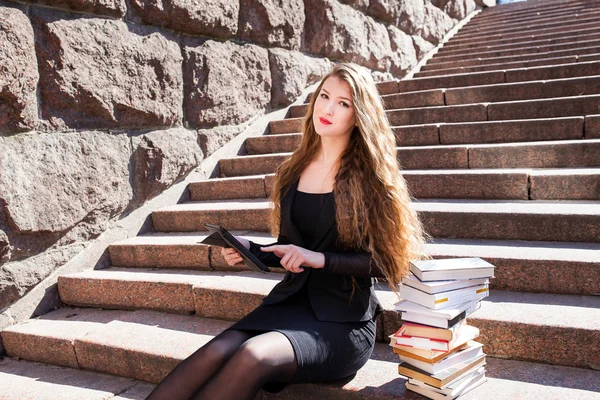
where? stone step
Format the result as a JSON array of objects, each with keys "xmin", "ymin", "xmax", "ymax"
[
  {"xmin": 3, "ymin": 308, "xmax": 600, "ymax": 399},
  {"xmin": 432, "ymin": 37, "xmax": 600, "ymax": 64},
  {"xmin": 414, "ymin": 55, "xmax": 593, "ymax": 79},
  {"xmin": 0, "ymin": 357, "xmax": 155, "ymax": 400},
  {"xmin": 436, "ymin": 28, "xmax": 600, "ymax": 57},
  {"xmin": 108, "ymin": 230, "xmax": 276, "ymax": 272},
  {"xmin": 190, "ymin": 167, "xmax": 600, "ymax": 202},
  {"xmin": 293, "ymin": 75, "xmax": 600, "ymax": 116},
  {"xmin": 220, "ymin": 139, "xmax": 600, "ymax": 176},
  {"xmin": 463, "ymin": 5, "xmax": 595, "ymax": 32},
  {"xmin": 454, "ymin": 10, "xmax": 600, "ymax": 41},
  {"xmin": 450, "ymin": 17, "xmax": 600, "ymax": 46},
  {"xmin": 253, "ymin": 117, "xmax": 588, "ymax": 153},
  {"xmin": 42, "ymin": 270, "xmax": 600, "ymax": 369},
  {"xmin": 443, "ymin": 24, "xmax": 598, "ymax": 50},
  {"xmin": 421, "ymin": 46, "xmax": 600, "ymax": 73},
  {"xmin": 471, "ymin": 1, "xmax": 600, "ymax": 25},
  {"xmin": 106, "ymin": 232, "xmax": 600, "ymax": 296},
  {"xmin": 150, "ymin": 198, "xmax": 600, "ymax": 243},
  {"xmin": 444, "ymin": 75, "xmax": 600, "ymax": 105},
  {"xmin": 388, "ymin": 95, "xmax": 600, "ymax": 125},
  {"xmin": 474, "ymin": 0, "xmax": 598, "ymax": 18},
  {"xmin": 397, "ymin": 61, "xmax": 600, "ymax": 93}
]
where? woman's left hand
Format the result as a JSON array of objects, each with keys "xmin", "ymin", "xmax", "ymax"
[{"xmin": 260, "ymin": 245, "xmax": 325, "ymax": 273}]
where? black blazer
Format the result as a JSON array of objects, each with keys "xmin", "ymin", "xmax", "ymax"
[{"xmin": 248, "ymin": 179, "xmax": 384, "ymax": 323}]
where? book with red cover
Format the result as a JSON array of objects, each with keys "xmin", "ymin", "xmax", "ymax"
[{"xmin": 390, "ymin": 325, "xmax": 479, "ymax": 352}]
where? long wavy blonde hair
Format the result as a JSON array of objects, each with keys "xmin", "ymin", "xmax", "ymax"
[{"xmin": 269, "ymin": 63, "xmax": 428, "ymax": 293}]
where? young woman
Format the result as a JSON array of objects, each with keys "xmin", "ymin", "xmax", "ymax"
[{"xmin": 146, "ymin": 63, "xmax": 427, "ymax": 400}]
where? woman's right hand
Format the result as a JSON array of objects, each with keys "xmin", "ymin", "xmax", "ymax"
[{"xmin": 220, "ymin": 236, "xmax": 250, "ymax": 266}]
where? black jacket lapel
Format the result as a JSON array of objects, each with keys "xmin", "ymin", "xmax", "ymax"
[{"xmin": 280, "ymin": 180, "xmax": 305, "ymax": 248}]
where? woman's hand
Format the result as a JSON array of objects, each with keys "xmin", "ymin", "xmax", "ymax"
[
  {"xmin": 260, "ymin": 244, "xmax": 325, "ymax": 273},
  {"xmin": 220, "ymin": 236, "xmax": 250, "ymax": 267}
]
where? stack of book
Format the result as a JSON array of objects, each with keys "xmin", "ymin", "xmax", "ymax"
[{"xmin": 390, "ymin": 258, "xmax": 495, "ymax": 399}]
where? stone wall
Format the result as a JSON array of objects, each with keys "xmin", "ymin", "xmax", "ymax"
[{"xmin": 0, "ymin": 0, "xmax": 477, "ymax": 314}]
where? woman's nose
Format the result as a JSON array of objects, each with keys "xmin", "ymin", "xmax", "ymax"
[{"xmin": 324, "ymin": 101, "xmax": 334, "ymax": 116}]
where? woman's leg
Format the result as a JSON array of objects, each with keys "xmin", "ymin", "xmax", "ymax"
[
  {"xmin": 145, "ymin": 329, "xmax": 251, "ymax": 400},
  {"xmin": 190, "ymin": 331, "xmax": 297, "ymax": 400}
]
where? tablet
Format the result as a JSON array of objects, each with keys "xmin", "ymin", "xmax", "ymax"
[{"xmin": 199, "ymin": 223, "xmax": 270, "ymax": 274}]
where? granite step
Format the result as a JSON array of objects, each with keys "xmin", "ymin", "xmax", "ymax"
[
  {"xmin": 253, "ymin": 117, "xmax": 586, "ymax": 153},
  {"xmin": 443, "ymin": 76, "xmax": 600, "ymax": 105},
  {"xmin": 189, "ymin": 168, "xmax": 600, "ymax": 202},
  {"xmin": 3, "ymin": 308, "xmax": 600, "ymax": 399},
  {"xmin": 453, "ymin": 11, "xmax": 600, "ymax": 40},
  {"xmin": 462, "ymin": 6, "xmax": 595, "ymax": 31},
  {"xmin": 421, "ymin": 46, "xmax": 600, "ymax": 72},
  {"xmin": 436, "ymin": 29, "xmax": 600, "ymax": 57},
  {"xmin": 44, "ymin": 269, "xmax": 600, "ymax": 369},
  {"xmin": 396, "ymin": 61, "xmax": 600, "ymax": 93},
  {"xmin": 106, "ymin": 233, "xmax": 600, "ymax": 295},
  {"xmin": 150, "ymin": 198, "xmax": 600, "ymax": 243},
  {"xmin": 471, "ymin": 1, "xmax": 600, "ymax": 24},
  {"xmin": 221, "ymin": 139, "xmax": 600, "ymax": 176},
  {"xmin": 414, "ymin": 56, "xmax": 583, "ymax": 78},
  {"xmin": 431, "ymin": 38, "xmax": 600, "ymax": 63},
  {"xmin": 0, "ymin": 357, "xmax": 155, "ymax": 400},
  {"xmin": 449, "ymin": 18, "xmax": 600, "ymax": 45}
]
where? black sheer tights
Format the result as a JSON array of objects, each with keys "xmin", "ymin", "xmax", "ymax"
[{"xmin": 145, "ymin": 329, "xmax": 297, "ymax": 400}]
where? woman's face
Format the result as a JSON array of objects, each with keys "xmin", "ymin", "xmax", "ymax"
[{"xmin": 312, "ymin": 76, "xmax": 357, "ymax": 139}]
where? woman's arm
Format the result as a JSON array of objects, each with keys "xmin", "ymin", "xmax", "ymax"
[
  {"xmin": 247, "ymin": 235, "xmax": 289, "ymax": 269},
  {"xmin": 321, "ymin": 251, "xmax": 385, "ymax": 278}
]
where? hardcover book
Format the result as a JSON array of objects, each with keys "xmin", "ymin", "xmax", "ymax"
[{"xmin": 410, "ymin": 258, "xmax": 495, "ymax": 282}]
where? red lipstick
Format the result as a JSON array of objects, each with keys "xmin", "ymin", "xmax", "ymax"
[{"xmin": 319, "ymin": 117, "xmax": 332, "ymax": 125}]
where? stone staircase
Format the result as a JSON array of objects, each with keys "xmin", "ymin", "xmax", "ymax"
[{"xmin": 2, "ymin": 0, "xmax": 600, "ymax": 398}]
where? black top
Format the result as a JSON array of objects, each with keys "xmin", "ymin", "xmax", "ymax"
[{"xmin": 291, "ymin": 190, "xmax": 333, "ymax": 249}]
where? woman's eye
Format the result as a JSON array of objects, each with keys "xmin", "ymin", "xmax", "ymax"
[
  {"xmin": 340, "ymin": 102, "xmax": 349, "ymax": 108},
  {"xmin": 320, "ymin": 93, "xmax": 328, "ymax": 99}
]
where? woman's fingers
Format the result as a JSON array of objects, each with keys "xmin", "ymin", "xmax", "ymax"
[{"xmin": 220, "ymin": 247, "xmax": 243, "ymax": 266}]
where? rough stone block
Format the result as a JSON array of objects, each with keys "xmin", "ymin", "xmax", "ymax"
[
  {"xmin": 238, "ymin": 0, "xmax": 304, "ymax": 50},
  {"xmin": 27, "ymin": 0, "xmax": 125, "ymax": 17},
  {"xmin": 387, "ymin": 26, "xmax": 419, "ymax": 76},
  {"xmin": 412, "ymin": 35, "xmax": 435, "ymax": 59},
  {"xmin": 0, "ymin": 131, "xmax": 132, "ymax": 236},
  {"xmin": 421, "ymin": 2, "xmax": 456, "ymax": 44},
  {"xmin": 32, "ymin": 9, "xmax": 182, "ymax": 130},
  {"xmin": 268, "ymin": 48, "xmax": 331, "ymax": 108},
  {"xmin": 197, "ymin": 124, "xmax": 246, "ymax": 158},
  {"xmin": 0, "ymin": 6, "xmax": 38, "ymax": 134},
  {"xmin": 130, "ymin": 0, "xmax": 238, "ymax": 38},
  {"xmin": 303, "ymin": 0, "xmax": 394, "ymax": 73},
  {"xmin": 131, "ymin": 128, "xmax": 202, "ymax": 205},
  {"xmin": 183, "ymin": 40, "xmax": 271, "ymax": 128}
]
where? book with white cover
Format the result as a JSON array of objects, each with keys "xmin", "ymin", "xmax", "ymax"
[
  {"xmin": 390, "ymin": 325, "xmax": 480, "ymax": 352},
  {"xmin": 398, "ymin": 341, "xmax": 484, "ymax": 375},
  {"xmin": 403, "ymin": 274, "xmax": 489, "ymax": 295},
  {"xmin": 409, "ymin": 366, "xmax": 485, "ymax": 396},
  {"xmin": 400, "ymin": 301, "xmax": 481, "ymax": 329},
  {"xmin": 399, "ymin": 283, "xmax": 489, "ymax": 310},
  {"xmin": 395, "ymin": 299, "xmax": 479, "ymax": 320},
  {"xmin": 406, "ymin": 371, "xmax": 487, "ymax": 399},
  {"xmin": 410, "ymin": 258, "xmax": 495, "ymax": 282}
]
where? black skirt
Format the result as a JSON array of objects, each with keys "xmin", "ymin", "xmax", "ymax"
[{"xmin": 227, "ymin": 283, "xmax": 377, "ymax": 393}]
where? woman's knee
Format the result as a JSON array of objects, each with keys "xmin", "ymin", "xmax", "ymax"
[{"xmin": 193, "ymin": 330, "xmax": 249, "ymax": 365}]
